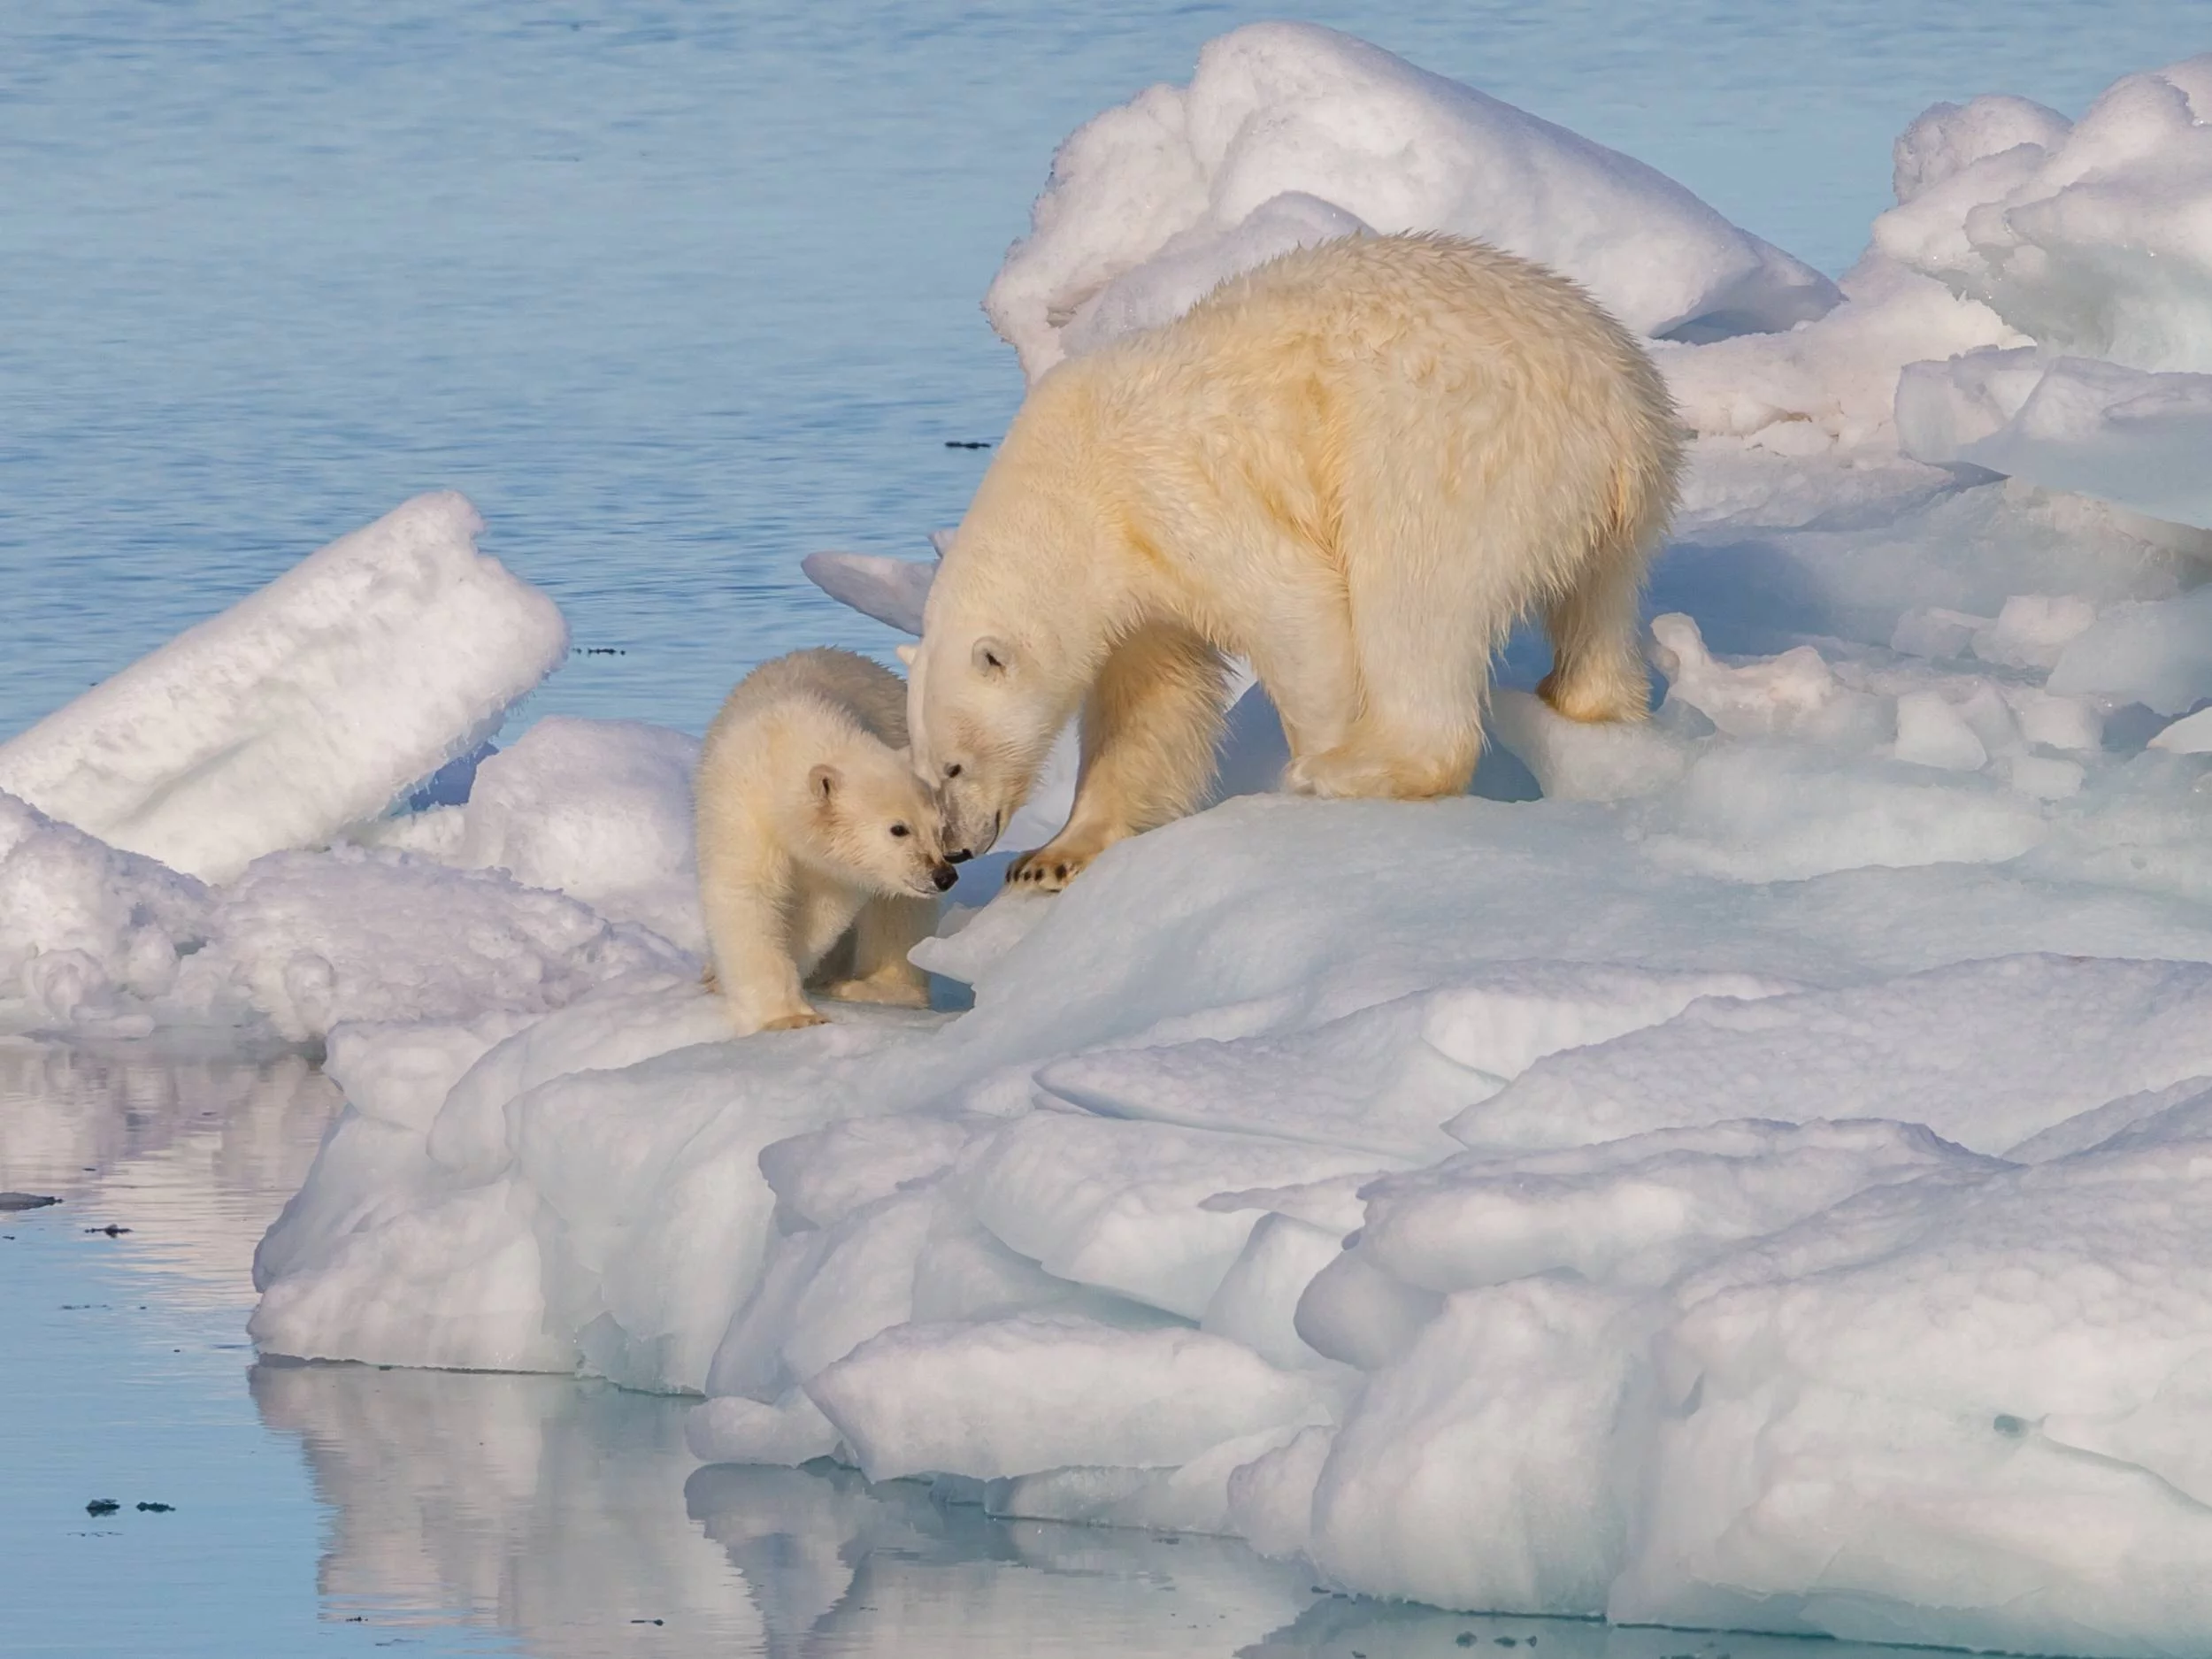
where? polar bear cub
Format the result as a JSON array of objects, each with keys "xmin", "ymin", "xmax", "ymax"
[{"xmin": 695, "ymin": 649, "xmax": 955, "ymax": 1034}]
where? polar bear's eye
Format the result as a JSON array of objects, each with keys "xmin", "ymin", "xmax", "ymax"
[
  {"xmin": 889, "ymin": 824, "xmax": 910, "ymax": 838},
  {"xmin": 944, "ymin": 764, "xmax": 963, "ymax": 780}
]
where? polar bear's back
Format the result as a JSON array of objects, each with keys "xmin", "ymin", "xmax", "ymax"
[
  {"xmin": 1032, "ymin": 232, "xmax": 1680, "ymax": 604},
  {"xmin": 710, "ymin": 648, "xmax": 909, "ymax": 751},
  {"xmin": 1174, "ymin": 231, "xmax": 1661, "ymax": 402}
]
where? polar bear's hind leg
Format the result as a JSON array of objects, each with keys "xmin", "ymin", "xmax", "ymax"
[{"xmin": 1536, "ymin": 505, "xmax": 1655, "ymax": 724}]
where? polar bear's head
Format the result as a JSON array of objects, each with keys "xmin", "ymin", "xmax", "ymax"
[
  {"xmin": 899, "ymin": 630, "xmax": 1068, "ymax": 862},
  {"xmin": 799, "ymin": 736, "xmax": 958, "ymax": 898}
]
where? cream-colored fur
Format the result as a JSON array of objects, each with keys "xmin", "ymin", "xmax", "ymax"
[
  {"xmin": 907, "ymin": 232, "xmax": 1683, "ymax": 889},
  {"xmin": 695, "ymin": 649, "xmax": 954, "ymax": 1034}
]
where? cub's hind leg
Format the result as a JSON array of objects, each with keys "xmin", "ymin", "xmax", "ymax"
[{"xmin": 820, "ymin": 894, "xmax": 933, "ymax": 1008}]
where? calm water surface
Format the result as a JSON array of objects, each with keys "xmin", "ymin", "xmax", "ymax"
[
  {"xmin": 4, "ymin": 0, "xmax": 2207, "ymax": 737},
  {"xmin": 4, "ymin": 3, "xmax": 2210, "ymax": 1655}
]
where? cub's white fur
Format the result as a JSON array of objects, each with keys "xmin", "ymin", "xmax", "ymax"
[
  {"xmin": 905, "ymin": 232, "xmax": 1683, "ymax": 889},
  {"xmin": 695, "ymin": 649, "xmax": 953, "ymax": 1034}
]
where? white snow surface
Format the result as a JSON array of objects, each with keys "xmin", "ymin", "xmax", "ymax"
[
  {"xmin": 984, "ymin": 21, "xmax": 1840, "ymax": 380},
  {"xmin": 1901, "ymin": 352, "xmax": 2212, "ymax": 532},
  {"xmin": 0, "ymin": 492, "xmax": 566, "ymax": 883},
  {"xmin": 1873, "ymin": 58, "xmax": 2212, "ymax": 375},
  {"xmin": 7, "ymin": 32, "xmax": 2212, "ymax": 1656},
  {"xmin": 1656, "ymin": 54, "xmax": 2212, "ymax": 520},
  {"xmin": 444, "ymin": 715, "xmax": 703, "ymax": 952},
  {"xmin": 248, "ymin": 735, "xmax": 2212, "ymax": 1649}
]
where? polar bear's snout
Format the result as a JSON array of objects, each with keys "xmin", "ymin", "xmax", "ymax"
[{"xmin": 933, "ymin": 787, "xmax": 1006, "ymax": 864}]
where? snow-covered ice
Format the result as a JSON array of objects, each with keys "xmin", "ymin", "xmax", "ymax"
[
  {"xmin": 6, "ymin": 26, "xmax": 2212, "ymax": 1659},
  {"xmin": 798, "ymin": 548, "xmax": 938, "ymax": 636},
  {"xmin": 0, "ymin": 492, "xmax": 566, "ymax": 884},
  {"xmin": 985, "ymin": 21, "xmax": 1840, "ymax": 380},
  {"xmin": 1900, "ymin": 351, "xmax": 2212, "ymax": 531},
  {"xmin": 1873, "ymin": 58, "xmax": 2212, "ymax": 375},
  {"xmin": 438, "ymin": 715, "xmax": 703, "ymax": 952}
]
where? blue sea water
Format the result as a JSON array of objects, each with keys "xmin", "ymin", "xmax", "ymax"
[
  {"xmin": 4, "ymin": 0, "xmax": 2207, "ymax": 740},
  {"xmin": 3, "ymin": 4, "xmax": 2210, "ymax": 1655}
]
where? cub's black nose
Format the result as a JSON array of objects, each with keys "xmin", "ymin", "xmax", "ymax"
[
  {"xmin": 945, "ymin": 849, "xmax": 973, "ymax": 864},
  {"xmin": 932, "ymin": 863, "xmax": 958, "ymax": 891}
]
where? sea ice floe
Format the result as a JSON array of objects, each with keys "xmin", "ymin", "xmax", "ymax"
[
  {"xmin": 0, "ymin": 492, "xmax": 565, "ymax": 883},
  {"xmin": 984, "ymin": 20, "xmax": 1839, "ymax": 381},
  {"xmin": 9, "ymin": 27, "xmax": 2212, "ymax": 1655}
]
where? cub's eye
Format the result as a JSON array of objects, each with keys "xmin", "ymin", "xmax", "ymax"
[
  {"xmin": 944, "ymin": 764, "xmax": 964, "ymax": 780},
  {"xmin": 889, "ymin": 824, "xmax": 910, "ymax": 838}
]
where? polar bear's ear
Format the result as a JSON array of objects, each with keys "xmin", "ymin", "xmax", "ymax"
[
  {"xmin": 972, "ymin": 636, "xmax": 1010, "ymax": 677},
  {"xmin": 809, "ymin": 764, "xmax": 841, "ymax": 803},
  {"xmin": 895, "ymin": 643, "xmax": 918, "ymax": 668}
]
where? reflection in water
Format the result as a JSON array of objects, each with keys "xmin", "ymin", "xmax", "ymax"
[
  {"xmin": 0, "ymin": 1039, "xmax": 340, "ymax": 1302},
  {"xmin": 253, "ymin": 1354, "xmax": 1957, "ymax": 1659},
  {"xmin": 251, "ymin": 1357, "xmax": 1333, "ymax": 1656},
  {"xmin": 687, "ymin": 1463, "xmax": 1317, "ymax": 1657},
  {"xmin": 254, "ymin": 1363, "xmax": 764, "ymax": 1653}
]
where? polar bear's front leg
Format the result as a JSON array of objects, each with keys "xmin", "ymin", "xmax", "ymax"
[
  {"xmin": 702, "ymin": 879, "xmax": 826, "ymax": 1034},
  {"xmin": 1009, "ymin": 623, "xmax": 1228, "ymax": 892},
  {"xmin": 821, "ymin": 894, "xmax": 934, "ymax": 1007}
]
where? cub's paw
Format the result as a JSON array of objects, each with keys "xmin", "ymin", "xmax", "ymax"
[
  {"xmin": 761, "ymin": 1009, "xmax": 830, "ymax": 1032},
  {"xmin": 821, "ymin": 975, "xmax": 930, "ymax": 1009}
]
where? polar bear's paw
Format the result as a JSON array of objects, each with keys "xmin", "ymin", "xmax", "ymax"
[
  {"xmin": 1285, "ymin": 744, "xmax": 1468, "ymax": 801},
  {"xmin": 1536, "ymin": 666, "xmax": 1650, "ymax": 726},
  {"xmin": 1006, "ymin": 840, "xmax": 1101, "ymax": 892}
]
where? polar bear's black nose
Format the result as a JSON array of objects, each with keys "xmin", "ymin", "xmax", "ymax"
[{"xmin": 932, "ymin": 863, "xmax": 958, "ymax": 891}]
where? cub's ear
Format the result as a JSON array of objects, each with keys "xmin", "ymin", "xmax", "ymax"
[
  {"xmin": 808, "ymin": 764, "xmax": 841, "ymax": 804},
  {"xmin": 972, "ymin": 635, "xmax": 1010, "ymax": 676},
  {"xmin": 895, "ymin": 643, "xmax": 918, "ymax": 668}
]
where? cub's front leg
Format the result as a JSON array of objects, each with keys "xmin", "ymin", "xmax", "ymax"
[{"xmin": 700, "ymin": 857, "xmax": 827, "ymax": 1034}]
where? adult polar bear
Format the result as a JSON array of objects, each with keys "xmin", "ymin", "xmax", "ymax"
[{"xmin": 906, "ymin": 233, "xmax": 1683, "ymax": 888}]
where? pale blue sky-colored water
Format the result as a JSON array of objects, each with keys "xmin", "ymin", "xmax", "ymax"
[
  {"xmin": 2, "ymin": 1, "xmax": 2207, "ymax": 741},
  {"xmin": 4, "ymin": 4, "xmax": 2212, "ymax": 1655}
]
